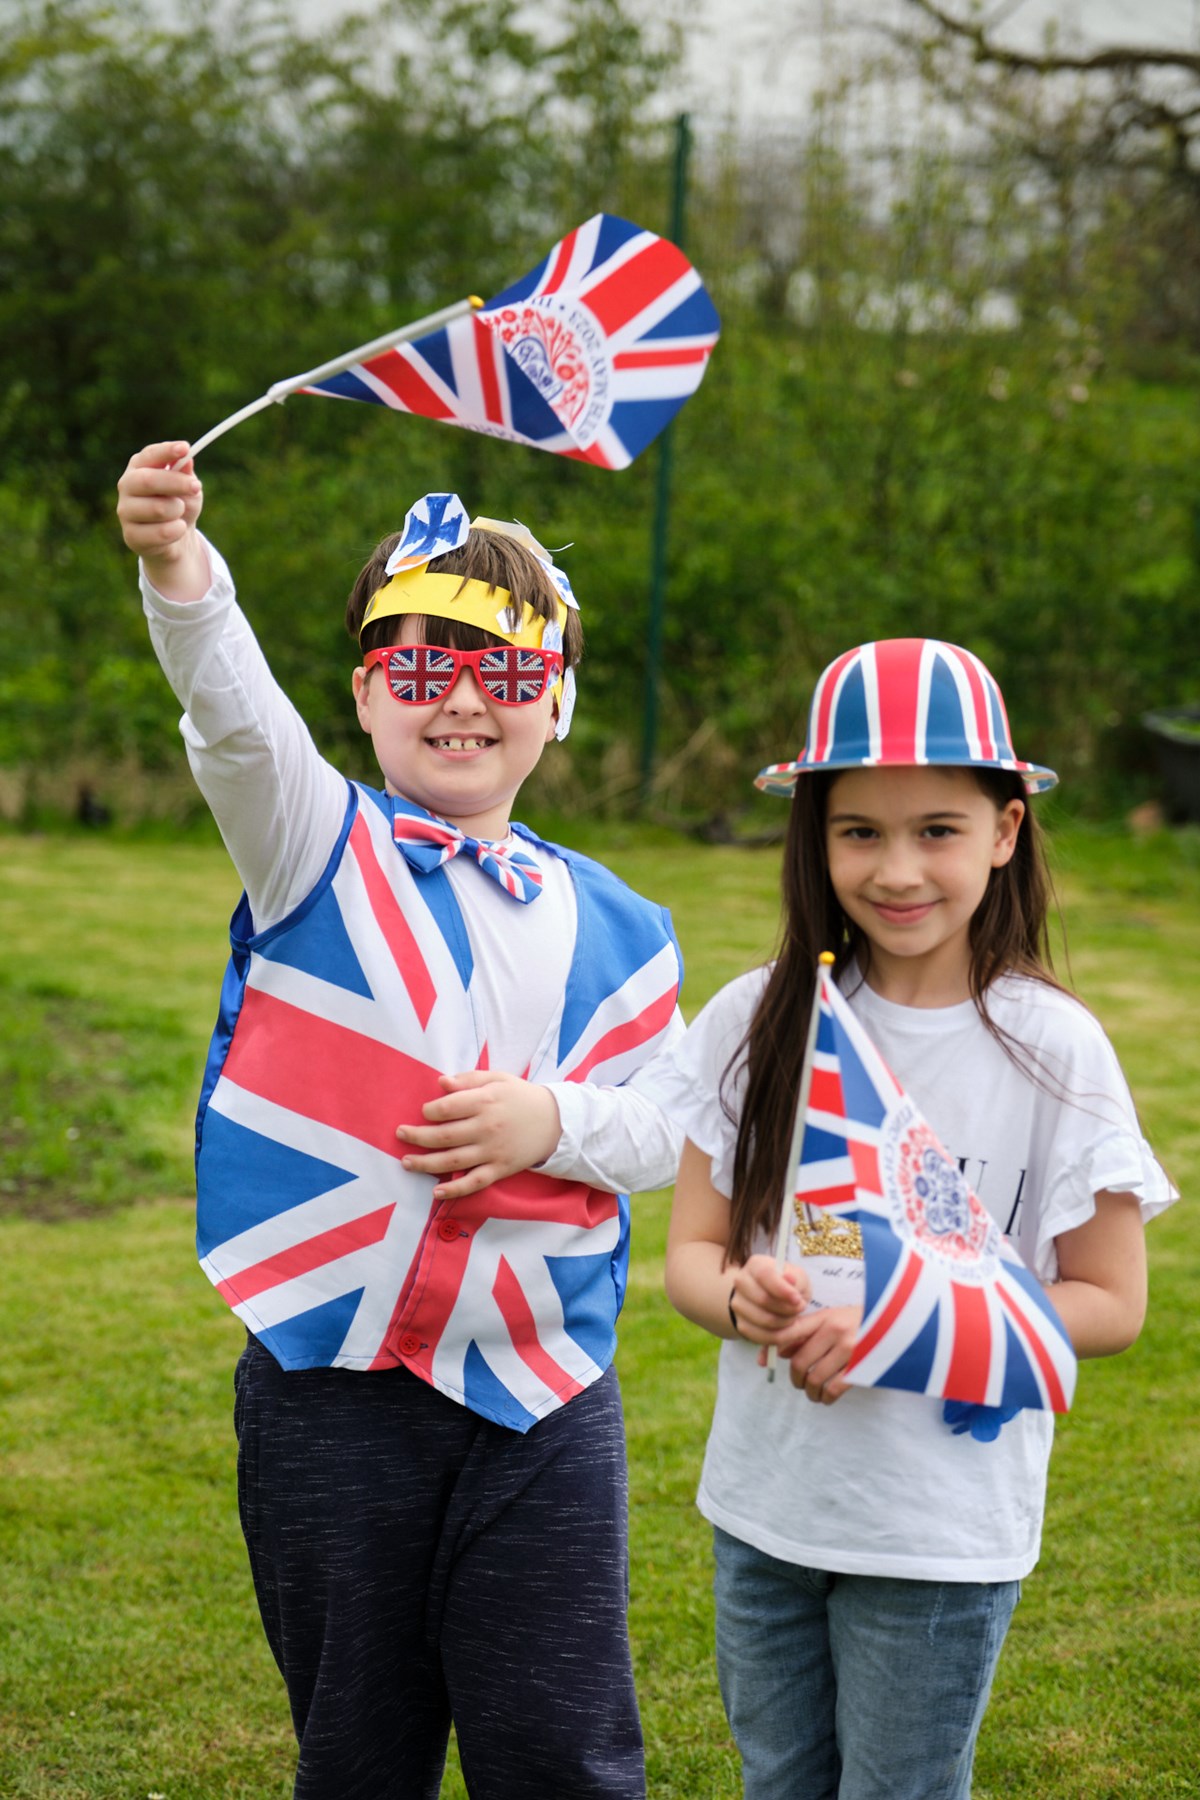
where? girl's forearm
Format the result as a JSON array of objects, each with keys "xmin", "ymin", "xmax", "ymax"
[
  {"xmin": 664, "ymin": 1240, "xmax": 741, "ymax": 1340},
  {"xmin": 1045, "ymin": 1277, "xmax": 1147, "ymax": 1358},
  {"xmin": 1048, "ymin": 1190, "xmax": 1148, "ymax": 1357}
]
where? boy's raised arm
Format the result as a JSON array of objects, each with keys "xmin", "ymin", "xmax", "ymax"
[{"xmin": 116, "ymin": 441, "xmax": 210, "ymax": 602}]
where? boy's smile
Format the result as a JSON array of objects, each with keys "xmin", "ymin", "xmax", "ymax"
[
  {"xmin": 825, "ymin": 765, "xmax": 1024, "ymax": 1005},
  {"xmin": 352, "ymin": 618, "xmax": 557, "ymax": 840}
]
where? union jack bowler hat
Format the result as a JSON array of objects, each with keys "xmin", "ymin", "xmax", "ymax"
[{"xmin": 756, "ymin": 638, "xmax": 1058, "ymax": 797}]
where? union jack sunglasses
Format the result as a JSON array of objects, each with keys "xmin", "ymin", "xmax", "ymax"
[{"xmin": 363, "ymin": 643, "xmax": 564, "ymax": 707}]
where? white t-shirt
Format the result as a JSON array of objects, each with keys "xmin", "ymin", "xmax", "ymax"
[
  {"xmin": 140, "ymin": 537, "xmax": 684, "ymax": 1196},
  {"xmin": 641, "ymin": 966, "xmax": 1174, "ymax": 1582}
]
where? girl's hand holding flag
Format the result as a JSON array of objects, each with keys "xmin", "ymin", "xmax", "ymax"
[{"xmin": 726, "ymin": 1251, "xmax": 811, "ymax": 1349}]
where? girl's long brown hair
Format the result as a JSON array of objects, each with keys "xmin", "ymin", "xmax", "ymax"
[{"xmin": 725, "ymin": 767, "xmax": 1066, "ymax": 1265}]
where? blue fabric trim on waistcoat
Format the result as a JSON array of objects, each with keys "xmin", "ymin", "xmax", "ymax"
[{"xmin": 513, "ymin": 822, "xmax": 683, "ymax": 1067}]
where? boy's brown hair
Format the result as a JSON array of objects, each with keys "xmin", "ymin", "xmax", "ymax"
[{"xmin": 347, "ymin": 526, "xmax": 584, "ymax": 667}]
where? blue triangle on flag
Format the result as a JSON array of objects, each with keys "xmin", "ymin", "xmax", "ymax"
[
  {"xmin": 1001, "ymin": 1317, "xmax": 1047, "ymax": 1410},
  {"xmin": 594, "ymin": 212, "xmax": 641, "ymax": 267},
  {"xmin": 642, "ymin": 285, "xmax": 721, "ymax": 338},
  {"xmin": 412, "ymin": 326, "xmax": 455, "ymax": 392},
  {"xmin": 828, "ymin": 1011, "xmax": 889, "ymax": 1130},
  {"xmin": 463, "ymin": 1340, "xmax": 538, "ymax": 1432},
  {"xmin": 197, "ymin": 1111, "xmax": 356, "ymax": 1258},
  {"xmin": 800, "ymin": 1122, "xmax": 850, "ymax": 1166},
  {"xmin": 255, "ymin": 1288, "xmax": 364, "ymax": 1368},
  {"xmin": 880, "ymin": 1302, "xmax": 940, "ymax": 1393},
  {"xmin": 255, "ymin": 883, "xmax": 373, "ymax": 999},
  {"xmin": 546, "ymin": 1249, "xmax": 618, "ymax": 1370},
  {"xmin": 858, "ymin": 1213, "xmax": 905, "ymax": 1313}
]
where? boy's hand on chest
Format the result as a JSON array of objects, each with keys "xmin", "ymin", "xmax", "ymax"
[{"xmin": 395, "ymin": 1070, "xmax": 562, "ymax": 1200}]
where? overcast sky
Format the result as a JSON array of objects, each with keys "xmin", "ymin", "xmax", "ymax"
[
  {"xmin": 191, "ymin": 0, "xmax": 1200, "ymax": 132},
  {"xmin": 674, "ymin": 0, "xmax": 1200, "ymax": 127}
]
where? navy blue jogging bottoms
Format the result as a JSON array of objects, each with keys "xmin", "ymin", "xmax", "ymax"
[{"xmin": 234, "ymin": 1334, "xmax": 646, "ymax": 1800}]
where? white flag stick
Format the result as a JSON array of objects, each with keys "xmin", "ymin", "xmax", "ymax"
[
  {"xmin": 767, "ymin": 952, "xmax": 835, "ymax": 1382},
  {"xmin": 184, "ymin": 295, "xmax": 484, "ymax": 460}
]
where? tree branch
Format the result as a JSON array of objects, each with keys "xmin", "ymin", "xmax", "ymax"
[{"xmin": 904, "ymin": 0, "xmax": 1200, "ymax": 79}]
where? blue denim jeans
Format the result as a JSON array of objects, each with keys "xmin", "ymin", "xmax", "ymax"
[{"xmin": 712, "ymin": 1527, "xmax": 1019, "ymax": 1800}]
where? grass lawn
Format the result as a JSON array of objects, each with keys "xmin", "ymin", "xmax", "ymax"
[{"xmin": 0, "ymin": 821, "xmax": 1197, "ymax": 1798}]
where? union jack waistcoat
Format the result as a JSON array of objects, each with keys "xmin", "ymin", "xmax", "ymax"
[{"xmin": 194, "ymin": 783, "xmax": 683, "ymax": 1431}]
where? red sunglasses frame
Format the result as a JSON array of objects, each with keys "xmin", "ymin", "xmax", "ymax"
[{"xmin": 363, "ymin": 643, "xmax": 564, "ymax": 707}]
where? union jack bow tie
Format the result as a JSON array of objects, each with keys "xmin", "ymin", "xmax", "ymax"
[{"xmin": 391, "ymin": 806, "xmax": 544, "ymax": 903}]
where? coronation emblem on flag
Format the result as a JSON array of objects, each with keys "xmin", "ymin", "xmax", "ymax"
[
  {"xmin": 890, "ymin": 1111, "xmax": 997, "ymax": 1271},
  {"xmin": 486, "ymin": 298, "xmax": 610, "ymax": 448}
]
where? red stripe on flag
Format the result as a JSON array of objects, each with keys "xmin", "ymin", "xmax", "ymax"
[
  {"xmin": 366, "ymin": 348, "xmax": 457, "ymax": 419},
  {"xmin": 612, "ymin": 346, "xmax": 711, "ymax": 368},
  {"xmin": 876, "ymin": 640, "xmax": 922, "ymax": 763},
  {"xmin": 348, "ymin": 815, "xmax": 438, "ymax": 1029},
  {"xmin": 846, "ymin": 1252, "xmax": 922, "ymax": 1369},
  {"xmin": 811, "ymin": 648, "xmax": 858, "ymax": 764},
  {"xmin": 795, "ymin": 1175, "xmax": 858, "ymax": 1208},
  {"xmin": 542, "ymin": 229, "xmax": 579, "ymax": 295},
  {"xmin": 482, "ymin": 1171, "xmax": 619, "ymax": 1230},
  {"xmin": 808, "ymin": 1066, "xmax": 844, "ymax": 1114},
  {"xmin": 473, "ymin": 315, "xmax": 505, "ymax": 424},
  {"xmin": 373, "ymin": 1174, "xmax": 619, "ymax": 1369},
  {"xmin": 582, "ymin": 239, "xmax": 686, "ymax": 335},
  {"xmin": 372, "ymin": 1209, "xmax": 472, "ymax": 1370},
  {"xmin": 998, "ymin": 1284, "xmax": 1070, "ymax": 1412},
  {"xmin": 848, "ymin": 1139, "xmax": 880, "ymax": 1192},
  {"xmin": 493, "ymin": 1253, "xmax": 585, "ymax": 1401},
  {"xmin": 216, "ymin": 1203, "xmax": 395, "ymax": 1304},
  {"xmin": 564, "ymin": 988, "xmax": 677, "ymax": 1083},
  {"xmin": 564, "ymin": 440, "xmax": 620, "ymax": 469},
  {"xmin": 957, "ymin": 651, "xmax": 997, "ymax": 761},
  {"xmin": 944, "ymin": 1282, "xmax": 992, "ymax": 1402},
  {"xmin": 224, "ymin": 987, "xmax": 435, "ymax": 1158}
]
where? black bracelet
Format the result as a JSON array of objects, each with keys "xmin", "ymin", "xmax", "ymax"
[{"xmin": 727, "ymin": 1287, "xmax": 740, "ymax": 1336}]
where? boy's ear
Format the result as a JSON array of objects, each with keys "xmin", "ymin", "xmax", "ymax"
[{"xmin": 352, "ymin": 664, "xmax": 373, "ymax": 734}]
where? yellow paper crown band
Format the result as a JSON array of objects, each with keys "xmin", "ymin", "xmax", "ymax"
[{"xmin": 359, "ymin": 569, "xmax": 563, "ymax": 649}]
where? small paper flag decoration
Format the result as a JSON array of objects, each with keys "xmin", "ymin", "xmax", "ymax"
[
  {"xmin": 793, "ymin": 965, "xmax": 1077, "ymax": 1414},
  {"xmin": 303, "ymin": 212, "xmax": 720, "ymax": 469}
]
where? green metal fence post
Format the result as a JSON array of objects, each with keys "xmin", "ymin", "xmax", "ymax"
[{"xmin": 639, "ymin": 112, "xmax": 692, "ymax": 810}]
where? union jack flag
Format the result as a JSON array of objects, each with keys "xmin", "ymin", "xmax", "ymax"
[
  {"xmin": 304, "ymin": 213, "xmax": 721, "ymax": 470},
  {"xmin": 195, "ymin": 789, "xmax": 682, "ymax": 1430},
  {"xmin": 793, "ymin": 967, "xmax": 1077, "ymax": 1413}
]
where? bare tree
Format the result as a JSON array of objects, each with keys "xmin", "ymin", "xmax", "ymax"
[
  {"xmin": 879, "ymin": 2, "xmax": 1200, "ymax": 347},
  {"xmin": 894, "ymin": 1, "xmax": 1200, "ymax": 184}
]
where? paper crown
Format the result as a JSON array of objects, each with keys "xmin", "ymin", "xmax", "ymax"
[
  {"xmin": 756, "ymin": 638, "xmax": 1057, "ymax": 796},
  {"xmin": 359, "ymin": 493, "xmax": 578, "ymax": 739}
]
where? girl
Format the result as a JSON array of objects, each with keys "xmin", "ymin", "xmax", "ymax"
[{"xmin": 642, "ymin": 638, "xmax": 1175, "ymax": 1800}]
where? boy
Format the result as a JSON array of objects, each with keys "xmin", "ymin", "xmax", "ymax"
[{"xmin": 116, "ymin": 444, "xmax": 685, "ymax": 1800}]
